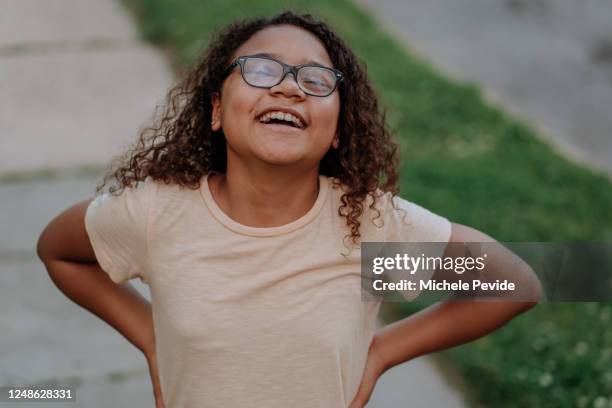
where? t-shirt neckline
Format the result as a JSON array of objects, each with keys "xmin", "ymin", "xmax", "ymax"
[{"xmin": 200, "ymin": 173, "xmax": 330, "ymax": 237}]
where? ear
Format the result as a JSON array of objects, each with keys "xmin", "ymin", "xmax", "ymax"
[
  {"xmin": 332, "ymin": 132, "xmax": 339, "ymax": 149},
  {"xmin": 211, "ymin": 92, "xmax": 221, "ymax": 132}
]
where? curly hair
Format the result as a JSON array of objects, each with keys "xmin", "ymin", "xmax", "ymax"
[{"xmin": 97, "ymin": 10, "xmax": 401, "ymax": 246}]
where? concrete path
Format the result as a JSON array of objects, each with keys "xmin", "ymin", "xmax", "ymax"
[
  {"xmin": 0, "ymin": 0, "xmax": 468, "ymax": 407},
  {"xmin": 369, "ymin": 317, "xmax": 468, "ymax": 408},
  {"xmin": 0, "ymin": 0, "xmax": 170, "ymax": 406},
  {"xmin": 0, "ymin": 0, "xmax": 173, "ymax": 175},
  {"xmin": 0, "ymin": 177, "xmax": 155, "ymax": 408},
  {"xmin": 357, "ymin": 0, "xmax": 612, "ymax": 176}
]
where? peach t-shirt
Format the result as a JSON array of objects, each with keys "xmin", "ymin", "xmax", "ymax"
[{"xmin": 84, "ymin": 173, "xmax": 451, "ymax": 407}]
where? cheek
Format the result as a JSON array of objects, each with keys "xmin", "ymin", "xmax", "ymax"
[
  {"xmin": 222, "ymin": 95, "xmax": 252, "ymax": 124},
  {"xmin": 219, "ymin": 99, "xmax": 258, "ymax": 146},
  {"xmin": 313, "ymin": 98, "xmax": 340, "ymax": 134},
  {"xmin": 220, "ymin": 80, "xmax": 258, "ymax": 125}
]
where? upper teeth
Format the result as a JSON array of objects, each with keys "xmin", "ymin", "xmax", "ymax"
[{"xmin": 258, "ymin": 111, "xmax": 304, "ymax": 128}]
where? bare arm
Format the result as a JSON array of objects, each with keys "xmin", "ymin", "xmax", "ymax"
[
  {"xmin": 372, "ymin": 222, "xmax": 542, "ymax": 373},
  {"xmin": 36, "ymin": 199, "xmax": 156, "ymax": 357}
]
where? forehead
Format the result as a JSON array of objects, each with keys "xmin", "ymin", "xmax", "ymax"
[{"xmin": 233, "ymin": 25, "xmax": 333, "ymax": 67}]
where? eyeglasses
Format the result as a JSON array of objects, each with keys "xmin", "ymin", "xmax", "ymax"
[{"xmin": 224, "ymin": 55, "xmax": 343, "ymax": 97}]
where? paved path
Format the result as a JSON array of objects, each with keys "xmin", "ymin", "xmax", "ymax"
[
  {"xmin": 370, "ymin": 317, "xmax": 467, "ymax": 407},
  {"xmin": 357, "ymin": 0, "xmax": 612, "ymax": 176},
  {"xmin": 0, "ymin": 0, "xmax": 173, "ymax": 175},
  {"xmin": 0, "ymin": 0, "xmax": 170, "ymax": 406},
  {"xmin": 0, "ymin": 1, "xmax": 468, "ymax": 407},
  {"xmin": 0, "ymin": 177, "xmax": 155, "ymax": 408}
]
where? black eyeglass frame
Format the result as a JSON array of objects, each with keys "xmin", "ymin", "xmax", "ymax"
[{"xmin": 223, "ymin": 55, "xmax": 344, "ymax": 97}]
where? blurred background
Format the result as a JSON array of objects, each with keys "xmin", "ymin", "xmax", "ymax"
[{"xmin": 1, "ymin": 0, "xmax": 611, "ymax": 407}]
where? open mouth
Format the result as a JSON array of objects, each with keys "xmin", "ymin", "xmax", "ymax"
[
  {"xmin": 256, "ymin": 111, "xmax": 306, "ymax": 130},
  {"xmin": 260, "ymin": 121, "xmax": 304, "ymax": 132}
]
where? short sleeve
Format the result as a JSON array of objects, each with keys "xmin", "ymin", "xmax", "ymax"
[
  {"xmin": 84, "ymin": 177, "xmax": 156, "ymax": 284},
  {"xmin": 385, "ymin": 195, "xmax": 452, "ymax": 244},
  {"xmin": 382, "ymin": 194, "xmax": 453, "ymax": 301}
]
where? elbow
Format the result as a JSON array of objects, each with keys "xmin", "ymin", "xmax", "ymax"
[
  {"xmin": 36, "ymin": 224, "xmax": 56, "ymax": 265},
  {"xmin": 36, "ymin": 227, "xmax": 49, "ymax": 262},
  {"xmin": 517, "ymin": 268, "xmax": 543, "ymax": 312},
  {"xmin": 519, "ymin": 299, "xmax": 539, "ymax": 313}
]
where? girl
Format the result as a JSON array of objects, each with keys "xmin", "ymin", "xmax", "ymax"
[{"xmin": 37, "ymin": 11, "xmax": 540, "ymax": 407}]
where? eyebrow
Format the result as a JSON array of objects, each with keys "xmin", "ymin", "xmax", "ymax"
[{"xmin": 249, "ymin": 52, "xmax": 330, "ymax": 67}]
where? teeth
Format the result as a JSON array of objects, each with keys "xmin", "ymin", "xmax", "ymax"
[{"xmin": 258, "ymin": 111, "xmax": 304, "ymax": 128}]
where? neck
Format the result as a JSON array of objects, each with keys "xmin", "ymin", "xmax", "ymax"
[{"xmin": 208, "ymin": 161, "xmax": 321, "ymax": 228}]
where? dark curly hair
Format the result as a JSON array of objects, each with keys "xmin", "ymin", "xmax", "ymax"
[{"xmin": 97, "ymin": 10, "xmax": 401, "ymax": 246}]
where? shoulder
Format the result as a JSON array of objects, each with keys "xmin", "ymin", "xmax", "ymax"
[
  {"xmin": 322, "ymin": 176, "xmax": 393, "ymax": 236},
  {"xmin": 323, "ymin": 175, "xmax": 399, "ymax": 221},
  {"xmin": 324, "ymin": 176, "xmax": 451, "ymax": 243},
  {"xmin": 147, "ymin": 176, "xmax": 203, "ymax": 218},
  {"xmin": 383, "ymin": 194, "xmax": 452, "ymax": 243},
  {"xmin": 94, "ymin": 176, "xmax": 205, "ymax": 222}
]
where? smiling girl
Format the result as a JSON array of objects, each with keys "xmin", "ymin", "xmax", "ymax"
[{"xmin": 37, "ymin": 11, "xmax": 540, "ymax": 408}]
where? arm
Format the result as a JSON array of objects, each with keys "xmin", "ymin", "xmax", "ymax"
[
  {"xmin": 37, "ymin": 199, "xmax": 156, "ymax": 357},
  {"xmin": 37, "ymin": 200, "xmax": 165, "ymax": 407},
  {"xmin": 373, "ymin": 223, "xmax": 541, "ymax": 372},
  {"xmin": 349, "ymin": 223, "xmax": 541, "ymax": 407}
]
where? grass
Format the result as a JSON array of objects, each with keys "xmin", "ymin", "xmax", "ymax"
[{"xmin": 122, "ymin": 0, "xmax": 612, "ymax": 406}]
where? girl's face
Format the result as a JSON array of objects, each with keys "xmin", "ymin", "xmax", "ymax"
[{"xmin": 212, "ymin": 25, "xmax": 341, "ymax": 170}]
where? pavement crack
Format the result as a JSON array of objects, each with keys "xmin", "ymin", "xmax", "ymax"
[
  {"xmin": 6, "ymin": 367, "xmax": 149, "ymax": 389},
  {"xmin": 0, "ymin": 249, "xmax": 39, "ymax": 264},
  {"xmin": 0, "ymin": 38, "xmax": 143, "ymax": 57}
]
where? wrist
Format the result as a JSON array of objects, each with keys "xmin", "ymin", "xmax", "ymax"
[
  {"xmin": 141, "ymin": 340, "xmax": 157, "ymax": 361},
  {"xmin": 369, "ymin": 334, "xmax": 390, "ymax": 376}
]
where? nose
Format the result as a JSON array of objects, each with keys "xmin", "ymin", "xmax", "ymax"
[{"xmin": 270, "ymin": 72, "xmax": 306, "ymax": 99}]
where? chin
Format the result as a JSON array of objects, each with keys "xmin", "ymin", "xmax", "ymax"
[
  {"xmin": 257, "ymin": 154, "xmax": 304, "ymax": 166},
  {"xmin": 252, "ymin": 144, "xmax": 307, "ymax": 166}
]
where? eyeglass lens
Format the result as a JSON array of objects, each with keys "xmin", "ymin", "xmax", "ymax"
[{"xmin": 242, "ymin": 58, "xmax": 337, "ymax": 96}]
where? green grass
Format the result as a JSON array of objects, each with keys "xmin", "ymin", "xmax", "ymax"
[
  {"xmin": 389, "ymin": 300, "xmax": 612, "ymax": 408},
  {"xmin": 122, "ymin": 0, "xmax": 612, "ymax": 406}
]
